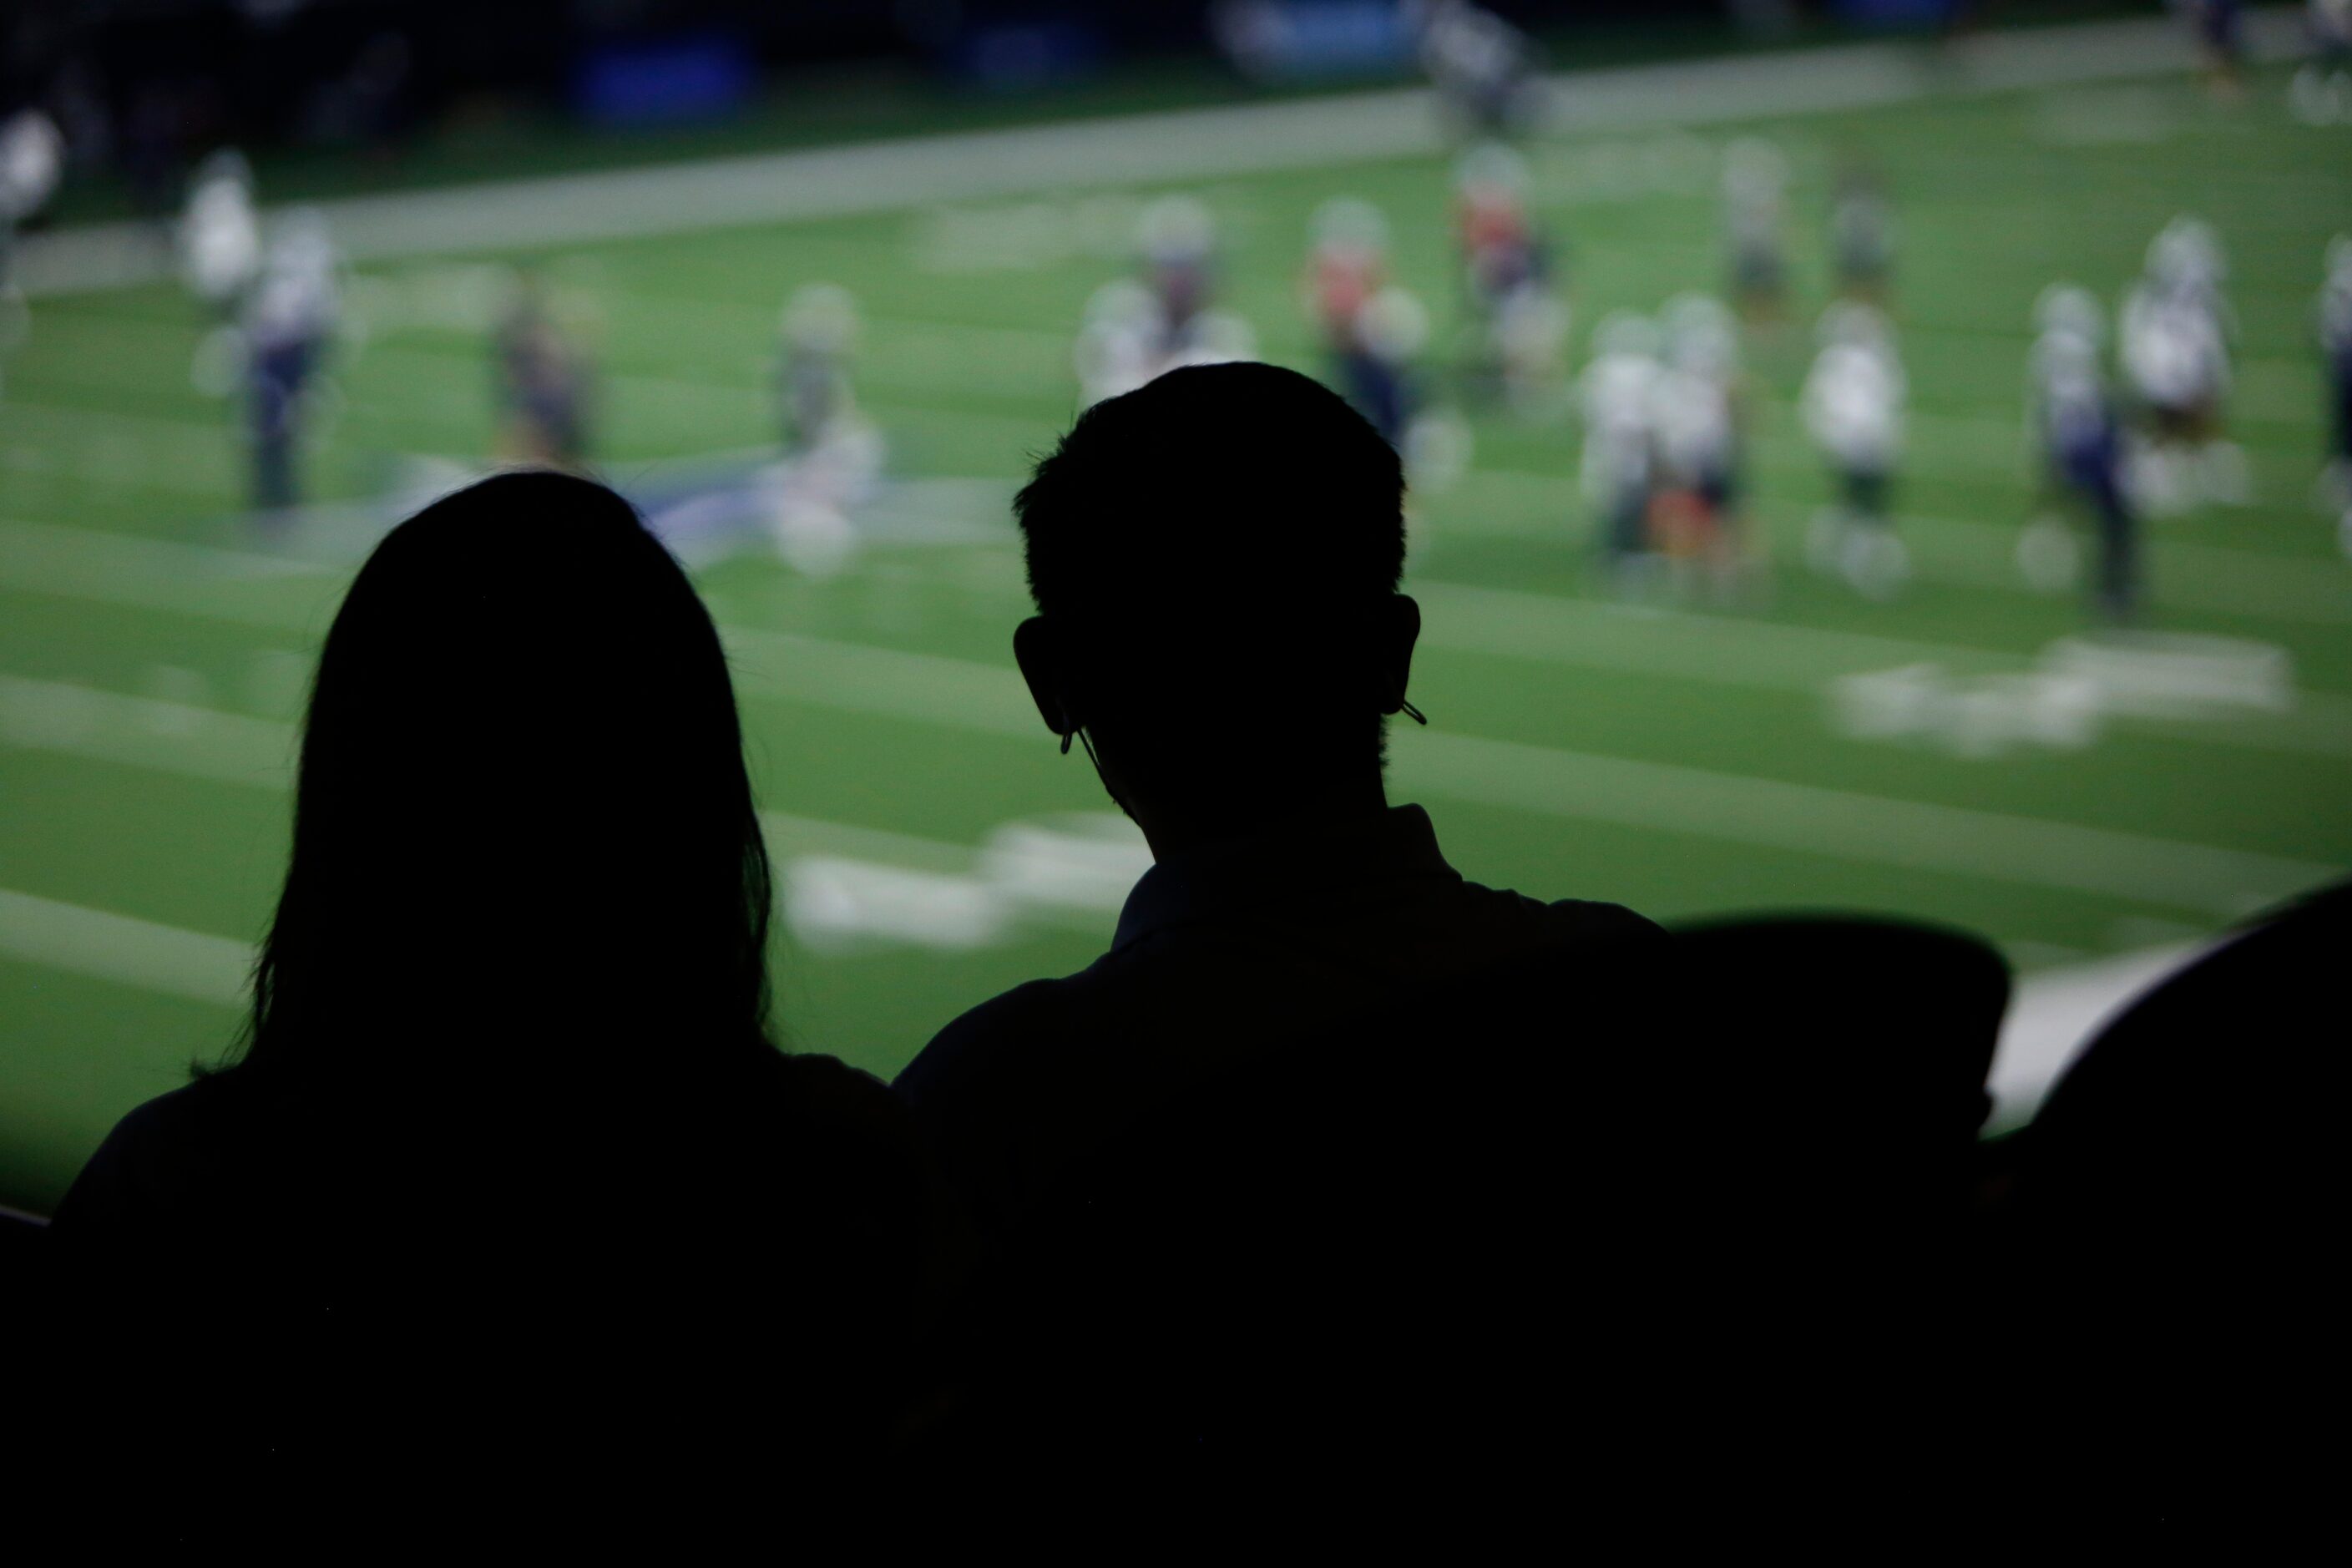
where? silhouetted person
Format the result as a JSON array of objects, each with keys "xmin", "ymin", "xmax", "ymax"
[
  {"xmin": 43, "ymin": 473, "xmax": 944, "ymax": 1545},
  {"xmin": 1982, "ymin": 881, "xmax": 2348, "ymax": 1525},
  {"xmin": 893, "ymin": 362, "xmax": 1657, "ymax": 1240}
]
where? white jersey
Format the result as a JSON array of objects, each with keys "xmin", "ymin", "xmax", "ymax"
[
  {"xmin": 182, "ymin": 179, "xmax": 262, "ymax": 308},
  {"xmin": 1651, "ymin": 364, "xmax": 1734, "ymax": 485},
  {"xmin": 245, "ymin": 232, "xmax": 339, "ymax": 352},
  {"xmin": 1803, "ymin": 341, "xmax": 1905, "ymax": 471},
  {"xmin": 2121, "ymin": 281, "xmax": 2228, "ymax": 409},
  {"xmin": 1580, "ymin": 351, "xmax": 1658, "ymax": 499},
  {"xmin": 1493, "ymin": 283, "xmax": 1568, "ymax": 386},
  {"xmin": 2031, "ymin": 332, "xmax": 2111, "ymax": 454},
  {"xmin": 1074, "ymin": 315, "xmax": 1156, "ymax": 407}
]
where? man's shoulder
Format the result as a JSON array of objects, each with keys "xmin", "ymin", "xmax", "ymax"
[
  {"xmin": 1531, "ymin": 896, "xmax": 1667, "ymax": 943},
  {"xmin": 892, "ymin": 973, "xmax": 1090, "ymax": 1121},
  {"xmin": 1450, "ymin": 870, "xmax": 1662, "ymax": 950}
]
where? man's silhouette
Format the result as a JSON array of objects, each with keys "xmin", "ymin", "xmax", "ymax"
[{"xmin": 894, "ymin": 362, "xmax": 1656, "ymax": 1235}]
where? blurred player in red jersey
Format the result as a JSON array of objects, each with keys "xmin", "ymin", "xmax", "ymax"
[
  {"xmin": 1305, "ymin": 197, "xmax": 1388, "ymax": 362},
  {"xmin": 1454, "ymin": 143, "xmax": 1555, "ymax": 403}
]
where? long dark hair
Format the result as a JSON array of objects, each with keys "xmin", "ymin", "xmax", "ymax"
[{"xmin": 220, "ymin": 470, "xmax": 774, "ymax": 1085}]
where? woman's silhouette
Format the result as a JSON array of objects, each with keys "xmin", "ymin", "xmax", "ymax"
[{"xmin": 47, "ymin": 473, "xmax": 940, "ymax": 1535}]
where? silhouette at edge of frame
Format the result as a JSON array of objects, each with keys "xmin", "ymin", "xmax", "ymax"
[
  {"xmin": 36, "ymin": 471, "xmax": 950, "ymax": 1545},
  {"xmin": 1984, "ymin": 878, "xmax": 2349, "ymax": 1523}
]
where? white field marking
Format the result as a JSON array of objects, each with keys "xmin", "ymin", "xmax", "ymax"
[
  {"xmin": 0, "ymin": 652, "xmax": 1122, "ymax": 896},
  {"xmin": 785, "ymin": 857, "xmax": 1011, "ymax": 953},
  {"xmin": 759, "ymin": 810, "xmax": 971, "ymax": 878},
  {"xmin": 718, "ymin": 623, "xmax": 1041, "ymax": 737},
  {"xmin": 779, "ymin": 817, "xmax": 1151, "ymax": 953},
  {"xmin": 0, "ymin": 675, "xmax": 1134, "ymax": 975},
  {"xmin": 0, "ymin": 671, "xmax": 300, "ymax": 787},
  {"xmin": 0, "ymin": 886, "xmax": 250, "ymax": 1008},
  {"xmin": 6, "ymin": 650, "xmax": 2338, "ymax": 920},
  {"xmin": 1830, "ymin": 664, "xmax": 2103, "ymax": 760},
  {"xmin": 9, "ymin": 13, "xmax": 2309, "ymax": 300},
  {"xmin": 1409, "ymin": 586, "xmax": 2352, "ymax": 761},
  {"xmin": 13, "ymin": 513, "xmax": 2352, "ymax": 761},
  {"xmin": 1386, "ymin": 726, "xmax": 2339, "ymax": 919},
  {"xmin": 1986, "ymin": 941, "xmax": 2207, "ymax": 1131}
]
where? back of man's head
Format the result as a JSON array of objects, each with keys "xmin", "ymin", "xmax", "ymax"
[{"xmin": 1014, "ymin": 363, "xmax": 1409, "ymax": 809}]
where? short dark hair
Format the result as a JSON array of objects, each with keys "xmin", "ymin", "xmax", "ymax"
[
  {"xmin": 1017, "ymin": 362, "xmax": 1406, "ymax": 632},
  {"xmin": 1014, "ymin": 362, "xmax": 1409, "ymax": 795}
]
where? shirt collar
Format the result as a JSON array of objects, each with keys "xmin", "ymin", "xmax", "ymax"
[{"xmin": 1109, "ymin": 803, "xmax": 1458, "ymax": 954}]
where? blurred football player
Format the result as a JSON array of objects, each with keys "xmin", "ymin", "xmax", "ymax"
[
  {"xmin": 495, "ymin": 269, "xmax": 594, "ymax": 469},
  {"xmin": 1830, "ymin": 161, "xmax": 1896, "ymax": 303},
  {"xmin": 2022, "ymin": 285, "xmax": 2141, "ymax": 622},
  {"xmin": 2121, "ymin": 215, "xmax": 2241, "ymax": 511},
  {"xmin": 1305, "ymin": 197, "xmax": 1388, "ymax": 363},
  {"xmin": 2319, "ymin": 237, "xmax": 2352, "ymax": 553},
  {"xmin": 2181, "ymin": 0, "xmax": 2246, "ymax": 101},
  {"xmin": 1651, "ymin": 293, "xmax": 1750, "ymax": 601},
  {"xmin": 1490, "ymin": 275, "xmax": 1570, "ymax": 416},
  {"xmin": 777, "ymin": 282, "xmax": 859, "ymax": 455},
  {"xmin": 0, "ymin": 108, "xmax": 65, "ymax": 394},
  {"xmin": 1412, "ymin": 0, "xmax": 1542, "ymax": 140},
  {"xmin": 1453, "ymin": 142, "xmax": 1551, "ymax": 400},
  {"xmin": 1137, "ymin": 195, "xmax": 1217, "ymax": 362},
  {"xmin": 1803, "ymin": 301, "xmax": 1909, "ymax": 599},
  {"xmin": 1342, "ymin": 285, "xmax": 1429, "ymax": 449},
  {"xmin": 1454, "ymin": 143, "xmax": 1538, "ymax": 311},
  {"xmin": 241, "ymin": 210, "xmax": 340, "ymax": 515},
  {"xmin": 1580, "ymin": 310, "xmax": 1662, "ymax": 589},
  {"xmin": 1723, "ymin": 138, "xmax": 1791, "ymax": 325},
  {"xmin": 1075, "ymin": 278, "xmax": 1162, "ymax": 407},
  {"xmin": 180, "ymin": 149, "xmax": 262, "ymax": 321},
  {"xmin": 2291, "ymin": 0, "xmax": 2352, "ymax": 124}
]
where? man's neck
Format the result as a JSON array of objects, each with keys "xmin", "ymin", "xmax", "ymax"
[{"xmin": 1133, "ymin": 785, "xmax": 1392, "ymax": 864}]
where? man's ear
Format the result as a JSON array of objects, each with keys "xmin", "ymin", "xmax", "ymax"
[
  {"xmin": 1377, "ymin": 594, "xmax": 1422, "ymax": 716},
  {"xmin": 1013, "ymin": 615, "xmax": 1075, "ymax": 738}
]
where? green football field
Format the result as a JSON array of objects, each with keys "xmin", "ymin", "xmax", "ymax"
[{"xmin": 4, "ymin": 43, "xmax": 2349, "ymax": 1213}]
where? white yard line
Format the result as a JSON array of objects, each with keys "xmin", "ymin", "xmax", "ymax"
[
  {"xmin": 0, "ymin": 886, "xmax": 250, "ymax": 1007},
  {"xmin": 1388, "ymin": 726, "xmax": 2336, "ymax": 918},
  {"xmin": 9, "ymin": 13, "xmax": 2309, "ymax": 299},
  {"xmin": 4, "ymin": 650, "xmax": 2338, "ymax": 918},
  {"xmin": 12, "ymin": 513, "xmax": 2352, "ymax": 759}
]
